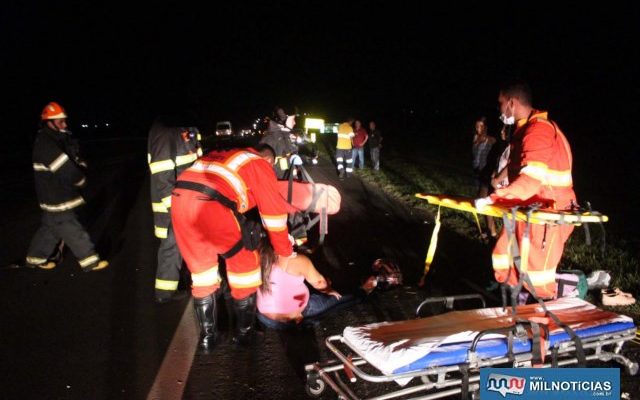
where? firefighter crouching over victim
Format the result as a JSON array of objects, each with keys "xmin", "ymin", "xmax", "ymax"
[
  {"xmin": 147, "ymin": 116, "xmax": 202, "ymax": 303},
  {"xmin": 25, "ymin": 102, "xmax": 108, "ymax": 272},
  {"xmin": 475, "ymin": 81, "xmax": 576, "ymax": 302},
  {"xmin": 171, "ymin": 144, "xmax": 298, "ymax": 349}
]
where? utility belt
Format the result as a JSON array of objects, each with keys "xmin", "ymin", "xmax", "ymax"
[{"xmin": 174, "ymin": 181, "xmax": 265, "ymax": 259}]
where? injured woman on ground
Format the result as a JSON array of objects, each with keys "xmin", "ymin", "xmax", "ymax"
[{"xmin": 256, "ymin": 239, "xmax": 377, "ymax": 330}]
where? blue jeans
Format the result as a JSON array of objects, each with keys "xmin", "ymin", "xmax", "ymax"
[
  {"xmin": 370, "ymin": 147, "xmax": 380, "ymax": 170},
  {"xmin": 352, "ymin": 147, "xmax": 365, "ymax": 169},
  {"xmin": 257, "ymin": 292, "xmax": 360, "ymax": 330}
]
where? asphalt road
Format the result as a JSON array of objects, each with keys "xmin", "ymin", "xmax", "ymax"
[{"xmin": 1, "ymin": 136, "xmax": 637, "ymax": 399}]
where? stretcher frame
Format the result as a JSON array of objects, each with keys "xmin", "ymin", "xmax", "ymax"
[{"xmin": 304, "ymin": 297, "xmax": 638, "ymax": 400}]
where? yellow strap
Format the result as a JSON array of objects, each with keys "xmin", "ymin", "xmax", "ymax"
[
  {"xmin": 421, "ymin": 206, "xmax": 441, "ymax": 280},
  {"xmin": 471, "ymin": 209, "xmax": 483, "ymax": 235}
]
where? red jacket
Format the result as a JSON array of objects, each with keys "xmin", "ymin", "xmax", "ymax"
[
  {"xmin": 177, "ymin": 148, "xmax": 295, "ymax": 257},
  {"xmin": 490, "ymin": 111, "xmax": 576, "ymax": 210}
]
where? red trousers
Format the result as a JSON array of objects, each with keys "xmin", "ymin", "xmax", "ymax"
[
  {"xmin": 171, "ymin": 190, "xmax": 261, "ymax": 300},
  {"xmin": 492, "ymin": 221, "xmax": 574, "ymax": 299}
]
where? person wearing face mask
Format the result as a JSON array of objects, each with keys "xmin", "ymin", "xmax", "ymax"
[
  {"xmin": 25, "ymin": 102, "xmax": 108, "ymax": 272},
  {"xmin": 474, "ymin": 81, "xmax": 576, "ymax": 302}
]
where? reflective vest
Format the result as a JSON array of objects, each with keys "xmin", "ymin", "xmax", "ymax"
[
  {"xmin": 147, "ymin": 121, "xmax": 202, "ymax": 238},
  {"xmin": 336, "ymin": 122, "xmax": 354, "ymax": 150}
]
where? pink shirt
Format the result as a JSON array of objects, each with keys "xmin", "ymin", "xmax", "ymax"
[{"xmin": 257, "ymin": 266, "xmax": 309, "ymax": 314}]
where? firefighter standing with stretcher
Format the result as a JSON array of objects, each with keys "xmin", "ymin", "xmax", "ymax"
[
  {"xmin": 171, "ymin": 144, "xmax": 298, "ymax": 349},
  {"xmin": 475, "ymin": 81, "xmax": 576, "ymax": 301}
]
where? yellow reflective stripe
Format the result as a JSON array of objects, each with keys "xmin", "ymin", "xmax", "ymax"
[
  {"xmin": 33, "ymin": 163, "xmax": 49, "ymax": 171},
  {"xmin": 149, "ymin": 159, "xmax": 176, "ymax": 174},
  {"xmin": 492, "ymin": 254, "xmax": 511, "ymax": 270},
  {"xmin": 196, "ymin": 133, "xmax": 202, "ymax": 141},
  {"xmin": 190, "ymin": 161, "xmax": 249, "ymax": 212},
  {"xmin": 337, "ymin": 133, "xmax": 353, "ymax": 139},
  {"xmin": 196, "ymin": 147, "xmax": 203, "ymax": 157},
  {"xmin": 161, "ymin": 195, "xmax": 172, "ymax": 209},
  {"xmin": 261, "ymin": 214, "xmax": 288, "ymax": 231},
  {"xmin": 155, "ymin": 226, "xmax": 168, "ymax": 238},
  {"xmin": 225, "ymin": 151, "xmax": 260, "ymax": 171},
  {"xmin": 521, "ymin": 161, "xmax": 547, "ymax": 181},
  {"xmin": 49, "ymin": 153, "xmax": 70, "ymax": 172},
  {"xmin": 26, "ymin": 256, "xmax": 48, "ymax": 264},
  {"xmin": 74, "ymin": 177, "xmax": 86, "ymax": 187},
  {"xmin": 527, "ymin": 269, "xmax": 557, "ymax": 286},
  {"xmin": 545, "ymin": 169, "xmax": 573, "ymax": 187},
  {"xmin": 175, "ymin": 153, "xmax": 198, "ymax": 167},
  {"xmin": 40, "ymin": 197, "xmax": 85, "ymax": 212},
  {"xmin": 152, "ymin": 202, "xmax": 168, "ymax": 213},
  {"xmin": 79, "ymin": 254, "xmax": 99, "ymax": 267},
  {"xmin": 227, "ymin": 268, "xmax": 262, "ymax": 288},
  {"xmin": 192, "ymin": 266, "xmax": 221, "ymax": 287},
  {"xmin": 155, "ymin": 279, "xmax": 179, "ymax": 291}
]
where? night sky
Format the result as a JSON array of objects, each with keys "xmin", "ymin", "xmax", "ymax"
[{"xmin": 4, "ymin": 3, "xmax": 640, "ymax": 143}]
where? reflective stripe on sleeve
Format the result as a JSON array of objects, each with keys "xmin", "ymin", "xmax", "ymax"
[
  {"xmin": 149, "ymin": 159, "xmax": 176, "ymax": 174},
  {"xmin": 74, "ymin": 177, "xmax": 86, "ymax": 187},
  {"xmin": 192, "ymin": 266, "xmax": 221, "ymax": 287},
  {"xmin": 152, "ymin": 202, "xmax": 168, "ymax": 213},
  {"xmin": 49, "ymin": 153, "xmax": 70, "ymax": 172},
  {"xmin": 33, "ymin": 163, "xmax": 49, "ymax": 171},
  {"xmin": 226, "ymin": 268, "xmax": 262, "ymax": 289},
  {"xmin": 155, "ymin": 226, "xmax": 168, "ymax": 239},
  {"xmin": 155, "ymin": 279, "xmax": 179, "ymax": 291},
  {"xmin": 161, "ymin": 195, "xmax": 171, "ymax": 209},
  {"xmin": 175, "ymin": 153, "xmax": 198, "ymax": 167}
]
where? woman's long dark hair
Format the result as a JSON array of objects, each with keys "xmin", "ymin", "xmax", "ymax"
[{"xmin": 258, "ymin": 238, "xmax": 276, "ymax": 294}]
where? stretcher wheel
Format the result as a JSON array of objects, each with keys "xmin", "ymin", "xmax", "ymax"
[{"xmin": 305, "ymin": 372, "xmax": 326, "ymax": 397}]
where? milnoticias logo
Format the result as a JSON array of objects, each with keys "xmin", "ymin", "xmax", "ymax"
[{"xmin": 486, "ymin": 373, "xmax": 526, "ymax": 397}]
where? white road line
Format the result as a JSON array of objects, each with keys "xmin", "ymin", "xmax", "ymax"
[{"xmin": 147, "ymin": 299, "xmax": 198, "ymax": 400}]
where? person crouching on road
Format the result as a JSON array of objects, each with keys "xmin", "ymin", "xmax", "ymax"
[
  {"xmin": 25, "ymin": 102, "xmax": 108, "ymax": 272},
  {"xmin": 171, "ymin": 144, "xmax": 298, "ymax": 349}
]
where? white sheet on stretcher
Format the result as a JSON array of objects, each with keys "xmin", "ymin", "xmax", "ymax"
[{"xmin": 342, "ymin": 297, "xmax": 630, "ymax": 383}]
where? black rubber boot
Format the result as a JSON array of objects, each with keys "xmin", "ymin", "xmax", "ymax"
[
  {"xmin": 193, "ymin": 293, "xmax": 218, "ymax": 350},
  {"xmin": 232, "ymin": 293, "xmax": 257, "ymax": 346}
]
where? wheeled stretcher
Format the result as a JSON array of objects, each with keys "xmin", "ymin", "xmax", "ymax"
[{"xmin": 304, "ymin": 297, "xmax": 637, "ymax": 399}]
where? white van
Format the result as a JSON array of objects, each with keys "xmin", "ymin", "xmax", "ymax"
[{"xmin": 215, "ymin": 121, "xmax": 232, "ymax": 136}]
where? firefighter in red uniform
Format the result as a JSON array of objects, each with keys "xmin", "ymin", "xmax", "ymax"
[
  {"xmin": 171, "ymin": 144, "xmax": 297, "ymax": 348},
  {"xmin": 475, "ymin": 81, "xmax": 576, "ymax": 301}
]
